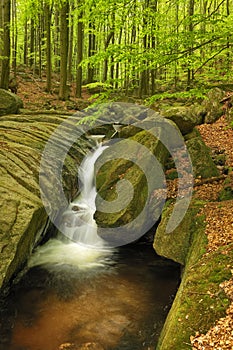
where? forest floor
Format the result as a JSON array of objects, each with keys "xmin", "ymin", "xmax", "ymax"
[
  {"xmin": 190, "ymin": 117, "xmax": 233, "ymax": 350},
  {"xmin": 17, "ymin": 76, "xmax": 233, "ymax": 349},
  {"xmin": 17, "ymin": 71, "xmax": 93, "ymax": 113}
]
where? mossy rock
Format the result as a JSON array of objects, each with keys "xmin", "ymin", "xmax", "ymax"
[
  {"xmin": 0, "ymin": 114, "xmax": 91, "ymax": 290},
  {"xmin": 161, "ymin": 104, "xmax": 204, "ymax": 135},
  {"xmin": 0, "ymin": 89, "xmax": 23, "ymax": 116},
  {"xmin": 184, "ymin": 127, "xmax": 201, "ymax": 141},
  {"xmin": 186, "ymin": 136, "xmax": 220, "ymax": 178},
  {"xmin": 153, "ymin": 200, "xmax": 203, "ymax": 265},
  {"xmin": 95, "ymin": 127, "xmax": 169, "ymax": 244},
  {"xmin": 156, "ymin": 210, "xmax": 233, "ymax": 350},
  {"xmin": 201, "ymin": 88, "xmax": 225, "ymax": 124}
]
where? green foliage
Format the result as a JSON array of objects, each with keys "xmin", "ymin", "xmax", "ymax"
[
  {"xmin": 8, "ymin": 0, "xmax": 233, "ymax": 97},
  {"xmin": 146, "ymin": 88, "xmax": 208, "ymax": 105}
]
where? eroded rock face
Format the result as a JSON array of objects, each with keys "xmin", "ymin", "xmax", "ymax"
[
  {"xmin": 0, "ymin": 89, "xmax": 23, "ymax": 116},
  {"xmin": 0, "ymin": 114, "xmax": 91, "ymax": 290}
]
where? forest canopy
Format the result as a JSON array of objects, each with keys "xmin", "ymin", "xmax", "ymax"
[{"xmin": 0, "ymin": 0, "xmax": 232, "ymax": 100}]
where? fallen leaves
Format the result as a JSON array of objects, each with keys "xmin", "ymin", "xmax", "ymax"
[{"xmin": 191, "ymin": 114, "xmax": 233, "ymax": 350}]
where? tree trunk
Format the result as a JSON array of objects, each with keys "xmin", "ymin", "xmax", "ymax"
[
  {"xmin": 87, "ymin": 21, "xmax": 96, "ymax": 83},
  {"xmin": 76, "ymin": 11, "xmax": 83, "ymax": 98},
  {"xmin": 45, "ymin": 3, "xmax": 52, "ymax": 92},
  {"xmin": 59, "ymin": 0, "xmax": 69, "ymax": 100},
  {"xmin": 54, "ymin": 6, "xmax": 60, "ymax": 72},
  {"xmin": 103, "ymin": 30, "xmax": 114, "ymax": 82},
  {"xmin": 23, "ymin": 19, "xmax": 28, "ymax": 66},
  {"xmin": 11, "ymin": 0, "xmax": 17, "ymax": 77},
  {"xmin": 187, "ymin": 0, "xmax": 195, "ymax": 89},
  {"xmin": 30, "ymin": 18, "xmax": 35, "ymax": 68},
  {"xmin": 115, "ymin": 27, "xmax": 122, "ymax": 90},
  {"xmin": 0, "ymin": 0, "xmax": 11, "ymax": 89},
  {"xmin": 67, "ymin": 2, "xmax": 74, "ymax": 83}
]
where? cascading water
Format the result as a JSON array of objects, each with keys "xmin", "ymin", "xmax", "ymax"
[
  {"xmin": 60, "ymin": 135, "xmax": 108, "ymax": 247},
  {"xmin": 0, "ymin": 135, "xmax": 181, "ymax": 350},
  {"xmin": 28, "ymin": 136, "xmax": 113, "ymax": 271}
]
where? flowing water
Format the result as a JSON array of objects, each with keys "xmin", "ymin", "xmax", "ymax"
[
  {"xmin": 0, "ymin": 139, "xmax": 180, "ymax": 350},
  {"xmin": 0, "ymin": 244, "xmax": 179, "ymax": 350}
]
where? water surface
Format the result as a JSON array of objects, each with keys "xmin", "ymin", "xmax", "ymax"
[{"xmin": 0, "ymin": 243, "xmax": 180, "ymax": 350}]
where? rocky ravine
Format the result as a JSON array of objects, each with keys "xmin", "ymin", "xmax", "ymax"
[{"xmin": 0, "ymin": 113, "xmax": 92, "ymax": 290}]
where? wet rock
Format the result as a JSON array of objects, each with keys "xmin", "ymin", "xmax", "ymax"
[
  {"xmin": 0, "ymin": 114, "xmax": 91, "ymax": 290},
  {"xmin": 0, "ymin": 88, "xmax": 23, "ymax": 116},
  {"xmin": 94, "ymin": 119, "xmax": 170, "ymax": 245}
]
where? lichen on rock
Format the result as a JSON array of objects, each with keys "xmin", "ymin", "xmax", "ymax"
[{"xmin": 0, "ymin": 89, "xmax": 23, "ymax": 116}]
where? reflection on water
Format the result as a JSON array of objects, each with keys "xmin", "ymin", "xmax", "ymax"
[{"xmin": 0, "ymin": 244, "xmax": 180, "ymax": 350}]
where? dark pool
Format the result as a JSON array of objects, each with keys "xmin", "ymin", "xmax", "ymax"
[{"xmin": 0, "ymin": 243, "xmax": 180, "ymax": 350}]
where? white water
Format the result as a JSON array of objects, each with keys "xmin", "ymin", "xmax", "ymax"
[{"xmin": 28, "ymin": 137, "xmax": 114, "ymax": 271}]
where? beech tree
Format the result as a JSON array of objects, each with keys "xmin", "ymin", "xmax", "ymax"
[
  {"xmin": 0, "ymin": 0, "xmax": 11, "ymax": 89},
  {"xmin": 59, "ymin": 0, "xmax": 69, "ymax": 100},
  {"xmin": 2, "ymin": 0, "xmax": 233, "ymax": 98}
]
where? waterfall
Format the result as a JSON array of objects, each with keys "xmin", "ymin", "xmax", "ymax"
[
  {"xmin": 60, "ymin": 138, "xmax": 108, "ymax": 248},
  {"xmin": 28, "ymin": 136, "xmax": 114, "ymax": 271}
]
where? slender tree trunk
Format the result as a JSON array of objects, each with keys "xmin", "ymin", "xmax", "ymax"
[
  {"xmin": 11, "ymin": 0, "xmax": 17, "ymax": 77},
  {"xmin": 76, "ymin": 10, "xmax": 83, "ymax": 98},
  {"xmin": 87, "ymin": 21, "xmax": 96, "ymax": 83},
  {"xmin": 174, "ymin": 0, "xmax": 179, "ymax": 88},
  {"xmin": 187, "ymin": 0, "xmax": 194, "ymax": 89},
  {"xmin": 67, "ymin": 2, "xmax": 74, "ymax": 83},
  {"xmin": 45, "ymin": 3, "xmax": 52, "ymax": 91},
  {"xmin": 115, "ymin": 27, "xmax": 122, "ymax": 89},
  {"xmin": 103, "ymin": 30, "xmax": 114, "ymax": 82},
  {"xmin": 30, "ymin": 18, "xmax": 35, "ymax": 68},
  {"xmin": 0, "ymin": 0, "xmax": 11, "ymax": 89},
  {"xmin": 54, "ymin": 7, "xmax": 60, "ymax": 72},
  {"xmin": 38, "ymin": 15, "xmax": 42, "ymax": 78},
  {"xmin": 139, "ymin": 0, "xmax": 149, "ymax": 98},
  {"xmin": 59, "ymin": 0, "xmax": 69, "ymax": 100},
  {"xmin": 226, "ymin": 0, "xmax": 230, "ymax": 71},
  {"xmin": 23, "ymin": 19, "xmax": 28, "ymax": 66}
]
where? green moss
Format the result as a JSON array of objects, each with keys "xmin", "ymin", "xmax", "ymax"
[
  {"xmin": 154, "ymin": 200, "xmax": 205, "ymax": 265},
  {"xmin": 156, "ymin": 209, "xmax": 233, "ymax": 350},
  {"xmin": 186, "ymin": 137, "xmax": 220, "ymax": 178},
  {"xmin": 218, "ymin": 186, "xmax": 233, "ymax": 201},
  {"xmin": 95, "ymin": 128, "xmax": 169, "ymax": 230},
  {"xmin": 166, "ymin": 170, "xmax": 178, "ymax": 180}
]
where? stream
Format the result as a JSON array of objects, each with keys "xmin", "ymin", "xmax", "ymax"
[
  {"xmin": 0, "ymin": 137, "xmax": 180, "ymax": 350},
  {"xmin": 0, "ymin": 243, "xmax": 180, "ymax": 350}
]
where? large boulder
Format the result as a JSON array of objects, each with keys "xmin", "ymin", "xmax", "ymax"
[
  {"xmin": 186, "ymin": 136, "xmax": 220, "ymax": 178},
  {"xmin": 201, "ymin": 88, "xmax": 225, "ymax": 124},
  {"xmin": 0, "ymin": 114, "xmax": 91, "ymax": 290},
  {"xmin": 0, "ymin": 89, "xmax": 23, "ymax": 116},
  {"xmin": 153, "ymin": 200, "xmax": 203, "ymax": 265},
  {"xmin": 156, "ymin": 209, "xmax": 232, "ymax": 350},
  {"xmin": 161, "ymin": 104, "xmax": 204, "ymax": 135},
  {"xmin": 94, "ymin": 119, "xmax": 172, "ymax": 245}
]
